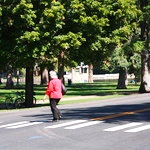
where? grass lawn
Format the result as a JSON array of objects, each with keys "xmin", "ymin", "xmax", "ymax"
[{"xmin": 0, "ymin": 81, "xmax": 140, "ymax": 108}]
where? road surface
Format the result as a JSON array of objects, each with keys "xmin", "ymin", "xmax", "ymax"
[{"xmin": 0, "ymin": 93, "xmax": 150, "ymax": 150}]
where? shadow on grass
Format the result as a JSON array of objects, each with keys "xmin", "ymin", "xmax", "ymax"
[{"xmin": 0, "ymin": 82, "xmax": 140, "ymax": 110}]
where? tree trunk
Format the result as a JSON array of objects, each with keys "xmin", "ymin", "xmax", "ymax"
[
  {"xmin": 139, "ymin": 53, "xmax": 150, "ymax": 93},
  {"xmin": 138, "ymin": 0, "xmax": 150, "ymax": 93},
  {"xmin": 25, "ymin": 67, "xmax": 34, "ymax": 107},
  {"xmin": 0, "ymin": 72, "xmax": 2, "ymax": 84},
  {"xmin": 58, "ymin": 51, "xmax": 64, "ymax": 80},
  {"xmin": 40, "ymin": 67, "xmax": 49, "ymax": 85},
  {"xmin": 88, "ymin": 64, "xmax": 93, "ymax": 83},
  {"xmin": 117, "ymin": 67, "xmax": 128, "ymax": 89}
]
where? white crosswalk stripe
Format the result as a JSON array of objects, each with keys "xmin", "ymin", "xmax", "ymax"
[
  {"xmin": 0, "ymin": 121, "xmax": 29, "ymax": 128},
  {"xmin": 45, "ymin": 120, "xmax": 87, "ymax": 129},
  {"xmin": 7, "ymin": 121, "xmax": 43, "ymax": 129},
  {"xmin": 65, "ymin": 121, "xmax": 103, "ymax": 129},
  {"xmin": 104, "ymin": 122, "xmax": 143, "ymax": 132},
  {"xmin": 125, "ymin": 124, "xmax": 150, "ymax": 133},
  {"xmin": 0, "ymin": 121, "xmax": 43, "ymax": 129}
]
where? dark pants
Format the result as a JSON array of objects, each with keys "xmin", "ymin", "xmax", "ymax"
[{"xmin": 50, "ymin": 98, "xmax": 61, "ymax": 120}]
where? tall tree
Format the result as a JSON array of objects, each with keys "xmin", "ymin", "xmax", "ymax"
[
  {"xmin": 109, "ymin": 37, "xmax": 143, "ymax": 89},
  {"xmin": 12, "ymin": 0, "xmax": 40, "ymax": 107},
  {"xmin": 66, "ymin": 0, "xmax": 141, "ymax": 83},
  {"xmin": 1, "ymin": 0, "xmax": 41, "ymax": 107},
  {"xmin": 139, "ymin": 0, "xmax": 150, "ymax": 93},
  {"xmin": 111, "ymin": 47, "xmax": 129, "ymax": 89},
  {"xmin": 1, "ymin": 0, "xmax": 65, "ymax": 107},
  {"xmin": 39, "ymin": 0, "xmax": 66, "ymax": 78}
]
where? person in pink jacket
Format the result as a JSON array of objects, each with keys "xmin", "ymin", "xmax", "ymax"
[{"xmin": 43, "ymin": 71, "xmax": 62, "ymax": 122}]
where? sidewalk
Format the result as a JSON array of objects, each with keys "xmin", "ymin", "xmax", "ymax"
[
  {"xmin": 0, "ymin": 95, "xmax": 99, "ymax": 109},
  {"xmin": 36, "ymin": 92, "xmax": 140, "ymax": 105},
  {"xmin": 36, "ymin": 95, "xmax": 99, "ymax": 104}
]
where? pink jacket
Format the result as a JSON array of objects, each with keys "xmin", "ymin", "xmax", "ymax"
[{"xmin": 45, "ymin": 78, "xmax": 62, "ymax": 99}]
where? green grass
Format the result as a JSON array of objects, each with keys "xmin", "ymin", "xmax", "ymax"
[
  {"xmin": 0, "ymin": 81, "xmax": 140, "ymax": 108},
  {"xmin": 64, "ymin": 82, "xmax": 139, "ymax": 96}
]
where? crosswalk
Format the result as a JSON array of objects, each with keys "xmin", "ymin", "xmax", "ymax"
[{"xmin": 0, "ymin": 120, "xmax": 150, "ymax": 133}]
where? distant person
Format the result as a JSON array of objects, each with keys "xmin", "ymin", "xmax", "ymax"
[
  {"xmin": 43, "ymin": 71, "xmax": 62, "ymax": 122},
  {"xmin": 6, "ymin": 73, "xmax": 14, "ymax": 89}
]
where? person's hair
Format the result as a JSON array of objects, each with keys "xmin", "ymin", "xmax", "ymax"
[{"xmin": 49, "ymin": 71, "xmax": 58, "ymax": 79}]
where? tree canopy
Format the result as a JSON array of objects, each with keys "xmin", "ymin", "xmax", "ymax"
[
  {"xmin": 0, "ymin": 0, "xmax": 142, "ymax": 68},
  {"xmin": 1, "ymin": 0, "xmax": 150, "ymax": 106}
]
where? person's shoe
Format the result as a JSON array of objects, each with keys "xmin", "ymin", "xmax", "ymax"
[
  {"xmin": 59, "ymin": 115, "xmax": 63, "ymax": 120},
  {"xmin": 52, "ymin": 119, "xmax": 59, "ymax": 122}
]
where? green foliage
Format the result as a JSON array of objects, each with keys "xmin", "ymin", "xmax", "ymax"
[
  {"xmin": 12, "ymin": 0, "xmax": 36, "ymax": 26},
  {"xmin": 54, "ymin": 32, "xmax": 85, "ymax": 50},
  {"xmin": 75, "ymin": 0, "xmax": 141, "ymax": 65},
  {"xmin": 112, "ymin": 48, "xmax": 129, "ymax": 69},
  {"xmin": 0, "ymin": 0, "xmax": 143, "ymax": 72}
]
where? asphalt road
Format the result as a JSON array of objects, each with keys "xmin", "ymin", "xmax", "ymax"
[{"xmin": 0, "ymin": 93, "xmax": 150, "ymax": 150}]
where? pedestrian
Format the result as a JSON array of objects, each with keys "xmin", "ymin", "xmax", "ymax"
[{"xmin": 43, "ymin": 70, "xmax": 62, "ymax": 122}]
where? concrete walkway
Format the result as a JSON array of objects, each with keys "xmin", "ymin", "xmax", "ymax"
[
  {"xmin": 0, "ymin": 95, "xmax": 99, "ymax": 109},
  {"xmin": 36, "ymin": 95, "xmax": 99, "ymax": 104}
]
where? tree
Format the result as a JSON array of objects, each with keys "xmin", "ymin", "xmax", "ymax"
[
  {"xmin": 38, "ymin": 0, "xmax": 66, "ymax": 79},
  {"xmin": 1, "ymin": 0, "xmax": 66, "ymax": 107},
  {"xmin": 110, "ymin": 47, "xmax": 129, "ymax": 89},
  {"xmin": 110, "ymin": 37, "xmax": 143, "ymax": 89},
  {"xmin": 1, "ymin": 1, "xmax": 22, "ymax": 88},
  {"xmin": 1, "ymin": 0, "xmax": 41, "ymax": 107},
  {"xmin": 11, "ymin": 0, "xmax": 41, "ymax": 107},
  {"xmin": 1, "ymin": 0, "xmax": 145, "ymax": 105},
  {"xmin": 139, "ymin": 0, "xmax": 150, "ymax": 93},
  {"xmin": 125, "ymin": 38, "xmax": 143, "ymax": 84},
  {"xmin": 66, "ymin": 0, "xmax": 141, "ymax": 83}
]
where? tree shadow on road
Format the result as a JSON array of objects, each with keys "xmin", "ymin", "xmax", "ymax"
[{"xmin": 22, "ymin": 102, "xmax": 150, "ymax": 124}]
